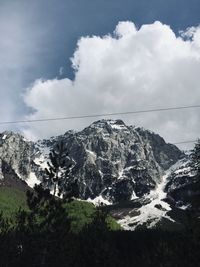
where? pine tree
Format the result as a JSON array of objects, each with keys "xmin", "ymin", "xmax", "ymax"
[
  {"xmin": 188, "ymin": 139, "xmax": 200, "ymax": 223},
  {"xmin": 14, "ymin": 184, "xmax": 72, "ymax": 266},
  {"xmin": 191, "ymin": 139, "xmax": 200, "ymax": 177},
  {"xmin": 44, "ymin": 141, "xmax": 78, "ymax": 199}
]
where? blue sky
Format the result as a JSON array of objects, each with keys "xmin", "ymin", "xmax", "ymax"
[
  {"xmin": 0, "ymin": 0, "xmax": 200, "ymax": 147},
  {"xmin": 2, "ymin": 0, "xmax": 199, "ymax": 80}
]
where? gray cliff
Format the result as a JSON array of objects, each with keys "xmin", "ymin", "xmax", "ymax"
[{"xmin": 0, "ymin": 120, "xmax": 183, "ymax": 203}]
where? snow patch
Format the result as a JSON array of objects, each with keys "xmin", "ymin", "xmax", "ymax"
[
  {"xmin": 86, "ymin": 149, "xmax": 97, "ymax": 164},
  {"xmin": 26, "ymin": 172, "xmax": 41, "ymax": 188},
  {"xmin": 179, "ymin": 204, "xmax": 190, "ymax": 210},
  {"xmin": 108, "ymin": 120, "xmax": 127, "ymax": 131},
  {"xmin": 118, "ymin": 166, "xmax": 134, "ymax": 180},
  {"xmin": 34, "ymin": 154, "xmax": 49, "ymax": 170},
  {"xmin": 50, "ymin": 186, "xmax": 61, "ymax": 198},
  {"xmin": 131, "ymin": 190, "xmax": 138, "ymax": 200},
  {"xmin": 99, "ymin": 170, "xmax": 103, "ymax": 177},
  {"xmin": 110, "ymin": 124, "xmax": 126, "ymax": 130},
  {"xmin": 118, "ymin": 169, "xmax": 124, "ymax": 179},
  {"xmin": 87, "ymin": 195, "xmax": 112, "ymax": 206},
  {"xmin": 2, "ymin": 135, "xmax": 7, "ymax": 140},
  {"xmin": 15, "ymin": 170, "xmax": 22, "ymax": 179}
]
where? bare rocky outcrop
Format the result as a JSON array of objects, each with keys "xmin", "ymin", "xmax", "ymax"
[{"xmin": 0, "ymin": 120, "xmax": 184, "ymax": 203}]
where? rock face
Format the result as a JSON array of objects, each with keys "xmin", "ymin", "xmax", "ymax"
[
  {"xmin": 2, "ymin": 120, "xmax": 199, "ymax": 230},
  {"xmin": 115, "ymin": 157, "xmax": 198, "ymax": 231},
  {"xmin": 0, "ymin": 132, "xmax": 34, "ymax": 181},
  {"xmin": 0, "ymin": 120, "xmax": 183, "ymax": 203},
  {"xmin": 165, "ymin": 155, "xmax": 200, "ymax": 207}
]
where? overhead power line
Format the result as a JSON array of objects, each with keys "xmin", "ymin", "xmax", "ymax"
[
  {"xmin": 0, "ymin": 104, "xmax": 200, "ymax": 125},
  {"xmin": 172, "ymin": 140, "xmax": 196, "ymax": 145}
]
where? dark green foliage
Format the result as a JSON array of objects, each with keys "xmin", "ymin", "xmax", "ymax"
[
  {"xmin": 1, "ymin": 197, "xmax": 200, "ymax": 266},
  {"xmin": 71, "ymin": 208, "xmax": 120, "ymax": 267},
  {"xmin": 2, "ymin": 141, "xmax": 200, "ymax": 266},
  {"xmin": 106, "ymin": 214, "xmax": 122, "ymax": 230},
  {"xmin": 18, "ymin": 184, "xmax": 71, "ymax": 233},
  {"xmin": 64, "ymin": 201, "xmax": 121, "ymax": 233},
  {"xmin": 84, "ymin": 207, "xmax": 110, "ymax": 234},
  {"xmin": 108, "ymin": 229, "xmax": 200, "ymax": 267},
  {"xmin": 0, "ymin": 211, "xmax": 10, "ymax": 234},
  {"xmin": 0, "ymin": 183, "xmax": 122, "ymax": 266},
  {"xmin": 12, "ymin": 185, "xmax": 72, "ymax": 266},
  {"xmin": 64, "ymin": 199, "xmax": 95, "ymax": 233},
  {"xmin": 0, "ymin": 186, "xmax": 120, "ymax": 233}
]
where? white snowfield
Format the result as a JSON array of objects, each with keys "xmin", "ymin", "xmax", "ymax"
[
  {"xmin": 118, "ymin": 162, "xmax": 185, "ymax": 230},
  {"xmin": 25, "ymin": 147, "xmax": 50, "ymax": 188}
]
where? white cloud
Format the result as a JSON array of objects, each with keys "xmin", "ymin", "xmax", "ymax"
[
  {"xmin": 114, "ymin": 21, "xmax": 137, "ymax": 37},
  {"xmin": 23, "ymin": 21, "xmax": 200, "ymax": 149}
]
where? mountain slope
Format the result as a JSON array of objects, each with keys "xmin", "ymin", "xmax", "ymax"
[
  {"xmin": 0, "ymin": 119, "xmax": 192, "ymax": 230},
  {"xmin": 0, "ymin": 187, "xmax": 27, "ymax": 217},
  {"xmin": 37, "ymin": 119, "xmax": 183, "ymax": 203},
  {"xmin": 0, "ymin": 120, "xmax": 183, "ymax": 203}
]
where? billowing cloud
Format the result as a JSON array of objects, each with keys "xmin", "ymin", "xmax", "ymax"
[{"xmin": 23, "ymin": 21, "xmax": 200, "ymax": 148}]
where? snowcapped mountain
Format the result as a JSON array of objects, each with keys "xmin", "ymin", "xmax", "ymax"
[
  {"xmin": 35, "ymin": 119, "xmax": 183, "ymax": 202},
  {"xmin": 0, "ymin": 119, "xmax": 197, "ymax": 230}
]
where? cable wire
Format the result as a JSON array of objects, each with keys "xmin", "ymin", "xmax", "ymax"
[
  {"xmin": 0, "ymin": 104, "xmax": 200, "ymax": 125},
  {"xmin": 172, "ymin": 140, "xmax": 197, "ymax": 145}
]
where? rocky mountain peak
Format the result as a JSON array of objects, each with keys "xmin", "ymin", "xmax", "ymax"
[
  {"xmin": 1, "ymin": 121, "xmax": 195, "ymax": 230},
  {"xmin": 0, "ymin": 120, "xmax": 184, "ymax": 204},
  {"xmin": 34, "ymin": 120, "xmax": 183, "ymax": 203}
]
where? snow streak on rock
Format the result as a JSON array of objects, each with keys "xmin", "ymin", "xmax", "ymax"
[
  {"xmin": 118, "ymin": 164, "xmax": 179, "ymax": 230},
  {"xmin": 26, "ymin": 172, "xmax": 41, "ymax": 188},
  {"xmin": 87, "ymin": 195, "xmax": 112, "ymax": 206},
  {"xmin": 1, "ymin": 121, "xmax": 197, "ymax": 230},
  {"xmin": 0, "ymin": 120, "xmax": 183, "ymax": 203}
]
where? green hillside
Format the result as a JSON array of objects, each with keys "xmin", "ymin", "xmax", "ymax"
[
  {"xmin": 0, "ymin": 187, "xmax": 121, "ymax": 232},
  {"xmin": 0, "ymin": 187, "xmax": 27, "ymax": 217},
  {"xmin": 65, "ymin": 200, "xmax": 121, "ymax": 232}
]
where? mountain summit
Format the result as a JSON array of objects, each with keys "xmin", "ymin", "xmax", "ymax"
[{"xmin": 0, "ymin": 120, "xmax": 183, "ymax": 205}]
